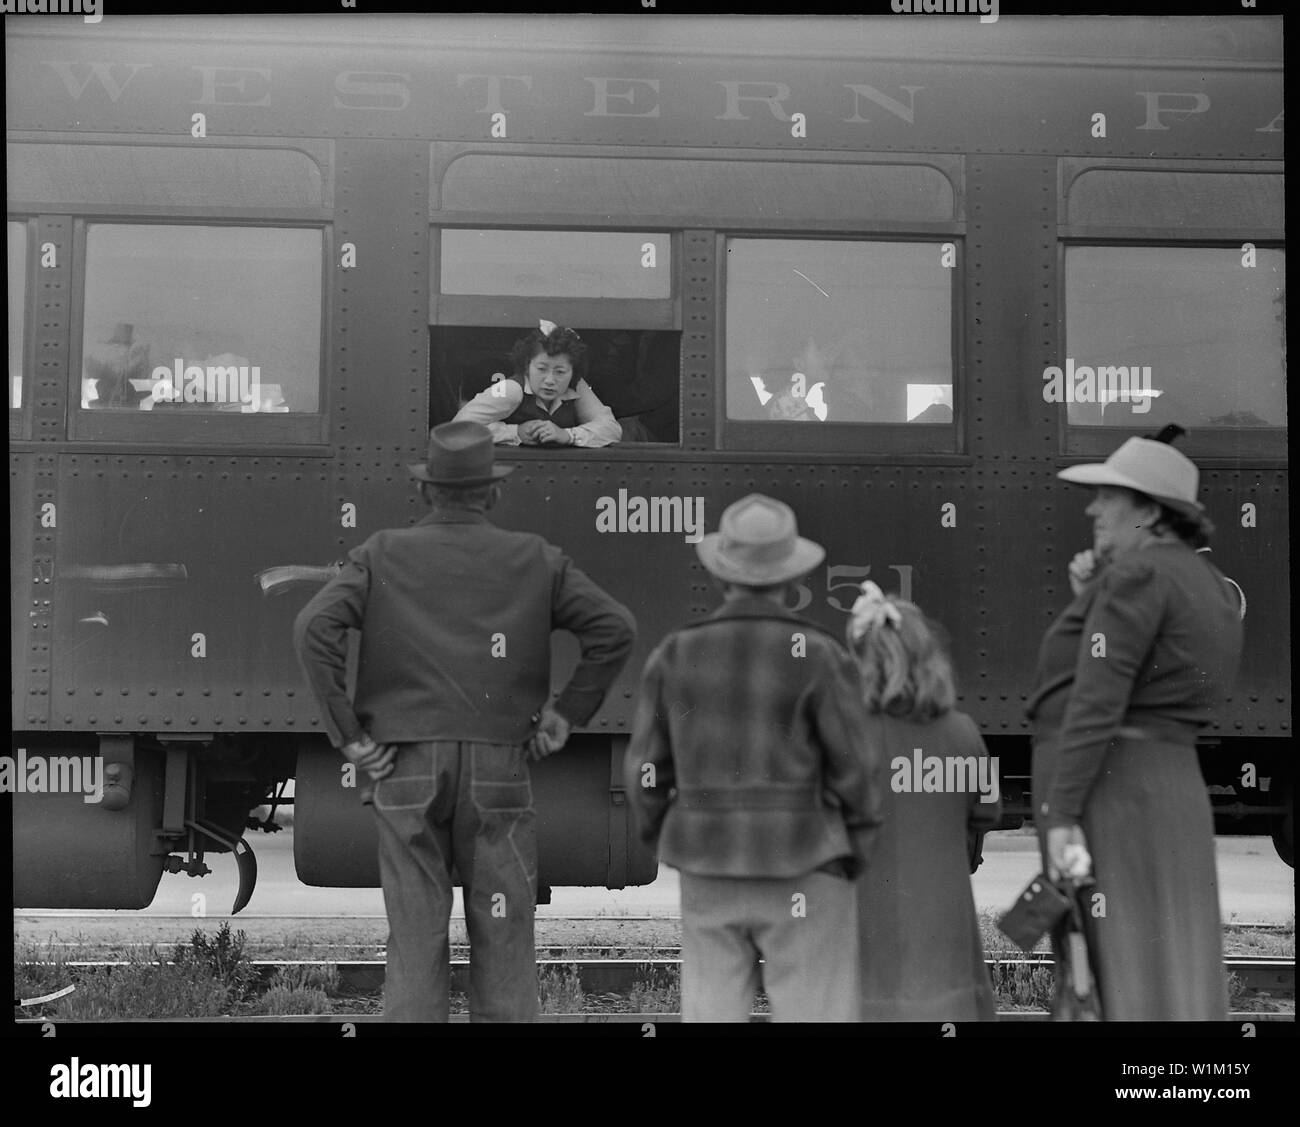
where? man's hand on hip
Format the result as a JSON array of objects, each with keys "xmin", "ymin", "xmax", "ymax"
[
  {"xmin": 341, "ymin": 734, "xmax": 397, "ymax": 780},
  {"xmin": 527, "ymin": 705, "xmax": 572, "ymax": 761}
]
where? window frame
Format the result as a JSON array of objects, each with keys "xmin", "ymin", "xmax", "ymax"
[
  {"xmin": 427, "ymin": 146, "xmax": 965, "ymax": 457},
  {"xmin": 1057, "ymin": 158, "xmax": 1285, "ymax": 464},
  {"xmin": 432, "ymin": 142, "xmax": 964, "ymax": 233},
  {"xmin": 431, "ymin": 225, "xmax": 680, "ymax": 329},
  {"xmin": 8, "ymin": 215, "xmax": 35, "ymax": 441},
  {"xmin": 430, "ymin": 224, "xmax": 684, "ymax": 447},
  {"xmin": 715, "ymin": 231, "xmax": 965, "ymax": 455},
  {"xmin": 6, "ymin": 134, "xmax": 334, "ymax": 447},
  {"xmin": 6, "ymin": 133, "xmax": 334, "ymax": 218},
  {"xmin": 1055, "ymin": 237, "xmax": 1287, "ymax": 463},
  {"xmin": 68, "ymin": 217, "xmax": 332, "ymax": 445}
]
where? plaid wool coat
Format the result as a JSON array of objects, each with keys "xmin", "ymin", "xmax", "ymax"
[{"xmin": 624, "ymin": 594, "xmax": 886, "ymax": 878}]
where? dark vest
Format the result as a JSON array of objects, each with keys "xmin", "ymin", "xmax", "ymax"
[{"xmin": 504, "ymin": 391, "xmax": 579, "ymax": 429}]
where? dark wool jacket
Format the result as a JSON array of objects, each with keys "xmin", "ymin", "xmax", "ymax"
[
  {"xmin": 1026, "ymin": 538, "xmax": 1243, "ymax": 826},
  {"xmin": 625, "ymin": 595, "xmax": 886, "ymax": 878},
  {"xmin": 294, "ymin": 510, "xmax": 636, "ymax": 747}
]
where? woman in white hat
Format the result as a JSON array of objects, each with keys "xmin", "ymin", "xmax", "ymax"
[{"xmin": 1025, "ymin": 427, "xmax": 1244, "ymax": 1019}]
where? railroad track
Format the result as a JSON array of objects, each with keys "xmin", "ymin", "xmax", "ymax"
[{"xmin": 19, "ymin": 954, "xmax": 1294, "ymax": 998}]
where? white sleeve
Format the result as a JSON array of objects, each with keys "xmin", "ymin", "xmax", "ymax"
[{"xmin": 453, "ymin": 379, "xmax": 524, "ymax": 445}]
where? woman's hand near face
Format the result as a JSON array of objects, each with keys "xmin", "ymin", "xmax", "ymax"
[{"xmin": 1068, "ymin": 549, "xmax": 1099, "ymax": 596}]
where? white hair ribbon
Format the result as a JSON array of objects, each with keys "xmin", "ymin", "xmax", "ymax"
[
  {"xmin": 539, "ymin": 319, "xmax": 558, "ymax": 336},
  {"xmin": 848, "ymin": 580, "xmax": 902, "ymax": 641}
]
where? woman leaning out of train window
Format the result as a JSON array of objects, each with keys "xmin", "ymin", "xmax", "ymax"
[
  {"xmin": 454, "ymin": 320, "xmax": 622, "ymax": 447},
  {"xmin": 846, "ymin": 583, "xmax": 1001, "ymax": 1023},
  {"xmin": 1025, "ymin": 427, "xmax": 1244, "ymax": 1020}
]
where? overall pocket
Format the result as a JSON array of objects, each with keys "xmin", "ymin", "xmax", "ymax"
[{"xmin": 469, "ymin": 744, "xmax": 533, "ymax": 814}]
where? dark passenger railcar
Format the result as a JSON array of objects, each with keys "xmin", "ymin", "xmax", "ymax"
[{"xmin": 7, "ymin": 15, "xmax": 1288, "ymax": 912}]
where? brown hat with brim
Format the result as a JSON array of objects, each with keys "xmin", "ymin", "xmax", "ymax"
[
  {"xmin": 696, "ymin": 493, "xmax": 825, "ymax": 586},
  {"xmin": 409, "ymin": 420, "xmax": 515, "ymax": 485}
]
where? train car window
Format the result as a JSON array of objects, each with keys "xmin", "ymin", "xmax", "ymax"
[
  {"xmin": 78, "ymin": 224, "xmax": 322, "ymax": 416},
  {"xmin": 429, "ymin": 326, "xmax": 681, "ymax": 445},
  {"xmin": 1064, "ymin": 245, "xmax": 1285, "ymax": 433},
  {"xmin": 1066, "ymin": 170, "xmax": 1284, "ymax": 232},
  {"xmin": 439, "ymin": 155, "xmax": 955, "ymax": 226},
  {"xmin": 440, "ymin": 230, "xmax": 670, "ymax": 299},
  {"xmin": 6, "ymin": 143, "xmax": 324, "ymax": 210},
  {"xmin": 723, "ymin": 238, "xmax": 954, "ymax": 452},
  {"xmin": 8, "ymin": 221, "xmax": 25, "ymax": 412}
]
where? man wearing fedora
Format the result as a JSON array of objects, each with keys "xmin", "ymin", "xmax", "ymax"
[
  {"xmin": 625, "ymin": 494, "xmax": 885, "ymax": 1021},
  {"xmin": 294, "ymin": 421, "xmax": 636, "ymax": 1021}
]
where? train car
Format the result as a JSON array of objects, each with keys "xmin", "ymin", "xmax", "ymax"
[{"xmin": 7, "ymin": 14, "xmax": 1288, "ymax": 914}]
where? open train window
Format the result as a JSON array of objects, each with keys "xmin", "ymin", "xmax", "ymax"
[
  {"xmin": 1063, "ymin": 245, "xmax": 1285, "ymax": 458},
  {"xmin": 431, "ymin": 227, "xmax": 680, "ymax": 445},
  {"xmin": 8, "ymin": 219, "xmax": 26, "ymax": 417},
  {"xmin": 429, "ymin": 326, "xmax": 680, "ymax": 445},
  {"xmin": 71, "ymin": 223, "xmax": 324, "ymax": 442},
  {"xmin": 721, "ymin": 238, "xmax": 956, "ymax": 454}
]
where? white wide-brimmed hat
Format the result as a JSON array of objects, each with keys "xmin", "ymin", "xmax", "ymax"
[
  {"xmin": 1057, "ymin": 436, "xmax": 1203, "ymax": 515},
  {"xmin": 696, "ymin": 494, "xmax": 825, "ymax": 586}
]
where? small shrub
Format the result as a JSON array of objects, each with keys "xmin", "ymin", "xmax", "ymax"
[{"xmin": 538, "ymin": 965, "xmax": 584, "ymax": 1014}]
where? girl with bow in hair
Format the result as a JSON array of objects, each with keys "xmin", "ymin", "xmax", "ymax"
[
  {"xmin": 847, "ymin": 582, "xmax": 1001, "ymax": 1021},
  {"xmin": 454, "ymin": 319, "xmax": 622, "ymax": 447}
]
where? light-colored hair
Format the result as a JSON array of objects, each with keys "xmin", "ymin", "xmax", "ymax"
[{"xmin": 847, "ymin": 598, "xmax": 956, "ymax": 721}]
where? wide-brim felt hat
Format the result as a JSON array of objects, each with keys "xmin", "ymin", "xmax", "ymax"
[
  {"xmin": 409, "ymin": 420, "xmax": 515, "ymax": 485},
  {"xmin": 696, "ymin": 493, "xmax": 825, "ymax": 585},
  {"xmin": 1057, "ymin": 436, "xmax": 1203, "ymax": 515}
]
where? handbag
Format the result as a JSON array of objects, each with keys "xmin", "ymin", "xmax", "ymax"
[{"xmin": 997, "ymin": 872, "xmax": 1072, "ymax": 952}]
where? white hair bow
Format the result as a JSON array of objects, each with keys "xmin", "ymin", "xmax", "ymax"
[
  {"xmin": 539, "ymin": 319, "xmax": 558, "ymax": 336},
  {"xmin": 848, "ymin": 580, "xmax": 902, "ymax": 641}
]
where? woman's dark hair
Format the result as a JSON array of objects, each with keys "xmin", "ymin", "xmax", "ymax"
[
  {"xmin": 1153, "ymin": 502, "xmax": 1215, "ymax": 549},
  {"xmin": 1123, "ymin": 487, "xmax": 1215, "ymax": 549},
  {"xmin": 509, "ymin": 326, "xmax": 588, "ymax": 384},
  {"xmin": 1135, "ymin": 424, "xmax": 1212, "ymax": 547}
]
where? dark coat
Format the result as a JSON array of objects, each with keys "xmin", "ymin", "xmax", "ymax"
[
  {"xmin": 1028, "ymin": 537, "xmax": 1244, "ymax": 1020},
  {"xmin": 294, "ymin": 510, "xmax": 636, "ymax": 747},
  {"xmin": 856, "ymin": 709, "xmax": 1000, "ymax": 1022}
]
